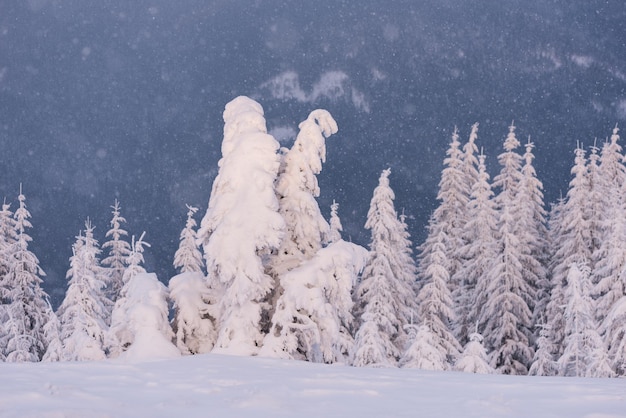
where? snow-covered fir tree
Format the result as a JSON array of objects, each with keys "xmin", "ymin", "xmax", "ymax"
[
  {"xmin": 122, "ymin": 233, "xmax": 150, "ymax": 284},
  {"xmin": 57, "ymin": 221, "xmax": 110, "ymax": 361},
  {"xmin": 480, "ymin": 125, "xmax": 534, "ymax": 374},
  {"xmin": 260, "ymin": 241, "xmax": 367, "ymax": 363},
  {"xmin": 173, "ymin": 205, "xmax": 204, "ymax": 274},
  {"xmin": 270, "ymin": 109, "xmax": 338, "ymax": 277},
  {"xmin": 546, "ymin": 146, "xmax": 593, "ymax": 359},
  {"xmin": 41, "ymin": 302, "xmax": 63, "ymax": 362},
  {"xmin": 3, "ymin": 190, "xmax": 49, "ymax": 362},
  {"xmin": 528, "ymin": 324, "xmax": 557, "ymax": 376},
  {"xmin": 101, "ymin": 200, "xmax": 131, "ymax": 303},
  {"xmin": 558, "ymin": 263, "xmax": 613, "ymax": 377},
  {"xmin": 454, "ymin": 331, "xmax": 493, "ymax": 374},
  {"xmin": 593, "ymin": 127, "xmax": 626, "ymax": 328},
  {"xmin": 169, "ymin": 272, "xmax": 217, "ymax": 355},
  {"xmin": 516, "ymin": 139, "xmax": 547, "ymax": 326},
  {"xmin": 399, "ymin": 323, "xmax": 447, "ymax": 370},
  {"xmin": 197, "ymin": 96, "xmax": 285, "ymax": 355},
  {"xmin": 107, "ymin": 233, "xmax": 150, "ymax": 356},
  {"xmin": 351, "ymin": 169, "xmax": 418, "ymax": 366},
  {"xmin": 411, "ymin": 228, "xmax": 460, "ymax": 369},
  {"xmin": 419, "ymin": 128, "xmax": 470, "ymax": 298},
  {"xmin": 455, "ymin": 152, "xmax": 498, "ymax": 345},
  {"xmin": 601, "ymin": 294, "xmax": 626, "ymax": 375},
  {"xmin": 0, "ymin": 201, "xmax": 17, "ymax": 303},
  {"xmin": 327, "ymin": 200, "xmax": 343, "ymax": 244},
  {"xmin": 109, "ymin": 272, "xmax": 179, "ymax": 360}
]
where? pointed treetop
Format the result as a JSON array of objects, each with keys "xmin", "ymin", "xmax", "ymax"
[
  {"xmin": 186, "ymin": 204, "xmax": 198, "ymax": 216},
  {"xmin": 469, "ymin": 123, "xmax": 479, "ymax": 145},
  {"xmin": 379, "ymin": 167, "xmax": 391, "ymax": 187},
  {"xmin": 503, "ymin": 122, "xmax": 520, "ymax": 152}
]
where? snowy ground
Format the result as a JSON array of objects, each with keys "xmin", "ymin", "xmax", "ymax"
[{"xmin": 0, "ymin": 354, "xmax": 624, "ymax": 418}]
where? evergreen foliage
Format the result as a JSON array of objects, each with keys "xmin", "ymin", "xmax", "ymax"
[
  {"xmin": 173, "ymin": 205, "xmax": 204, "ymax": 274},
  {"xmin": 352, "ymin": 169, "xmax": 417, "ymax": 366}
]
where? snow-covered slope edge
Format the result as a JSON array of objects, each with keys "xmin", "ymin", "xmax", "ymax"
[{"xmin": 0, "ymin": 354, "xmax": 624, "ymax": 418}]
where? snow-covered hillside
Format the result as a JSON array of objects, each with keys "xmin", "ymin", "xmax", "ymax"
[{"xmin": 1, "ymin": 354, "xmax": 624, "ymax": 417}]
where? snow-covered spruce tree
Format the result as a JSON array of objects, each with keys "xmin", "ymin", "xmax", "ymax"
[
  {"xmin": 593, "ymin": 127, "xmax": 626, "ymax": 327},
  {"xmin": 419, "ymin": 128, "xmax": 470, "ymax": 298},
  {"xmin": 528, "ymin": 324, "xmax": 557, "ymax": 376},
  {"xmin": 462, "ymin": 123, "xmax": 480, "ymax": 185},
  {"xmin": 399, "ymin": 323, "xmax": 447, "ymax": 370},
  {"xmin": 516, "ymin": 139, "xmax": 547, "ymax": 326},
  {"xmin": 101, "ymin": 200, "xmax": 131, "ymax": 304},
  {"xmin": 197, "ymin": 96, "xmax": 285, "ymax": 356},
  {"xmin": 558, "ymin": 263, "xmax": 613, "ymax": 377},
  {"xmin": 601, "ymin": 294, "xmax": 626, "ymax": 375},
  {"xmin": 107, "ymin": 234, "xmax": 150, "ymax": 357},
  {"xmin": 327, "ymin": 200, "xmax": 342, "ymax": 244},
  {"xmin": 546, "ymin": 146, "xmax": 593, "ymax": 360},
  {"xmin": 41, "ymin": 302, "xmax": 63, "ymax": 362},
  {"xmin": 480, "ymin": 125, "xmax": 534, "ymax": 375},
  {"xmin": 169, "ymin": 272, "xmax": 217, "ymax": 355},
  {"xmin": 260, "ymin": 241, "xmax": 367, "ymax": 363},
  {"xmin": 455, "ymin": 152, "xmax": 498, "ymax": 345},
  {"xmin": 586, "ymin": 142, "xmax": 604, "ymax": 267},
  {"xmin": 109, "ymin": 272, "xmax": 179, "ymax": 360},
  {"xmin": 57, "ymin": 221, "xmax": 110, "ymax": 361},
  {"xmin": 454, "ymin": 331, "xmax": 494, "ymax": 374},
  {"xmin": 0, "ymin": 201, "xmax": 17, "ymax": 303},
  {"xmin": 269, "ymin": 109, "xmax": 338, "ymax": 277},
  {"xmin": 173, "ymin": 205, "xmax": 204, "ymax": 274},
  {"xmin": 351, "ymin": 169, "xmax": 418, "ymax": 367},
  {"xmin": 122, "ymin": 233, "xmax": 150, "ymax": 284},
  {"xmin": 408, "ymin": 228, "xmax": 460, "ymax": 370},
  {"xmin": 3, "ymin": 190, "xmax": 50, "ymax": 362}
]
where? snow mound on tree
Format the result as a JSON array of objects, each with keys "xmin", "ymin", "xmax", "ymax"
[{"xmin": 112, "ymin": 273, "xmax": 180, "ymax": 362}]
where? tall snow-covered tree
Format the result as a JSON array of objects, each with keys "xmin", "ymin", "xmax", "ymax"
[
  {"xmin": 412, "ymin": 228, "xmax": 460, "ymax": 369},
  {"xmin": 419, "ymin": 128, "xmax": 470, "ymax": 296},
  {"xmin": 455, "ymin": 152, "xmax": 498, "ymax": 344},
  {"xmin": 101, "ymin": 200, "xmax": 131, "ymax": 303},
  {"xmin": 57, "ymin": 221, "xmax": 110, "ymax": 361},
  {"xmin": 351, "ymin": 169, "xmax": 418, "ymax": 366},
  {"xmin": 558, "ymin": 263, "xmax": 613, "ymax": 377},
  {"xmin": 593, "ymin": 127, "xmax": 626, "ymax": 327},
  {"xmin": 0, "ymin": 201, "xmax": 17, "ymax": 303},
  {"xmin": 260, "ymin": 240, "xmax": 367, "ymax": 363},
  {"xmin": 547, "ymin": 146, "xmax": 593, "ymax": 359},
  {"xmin": 197, "ymin": 96, "xmax": 285, "ymax": 355},
  {"xmin": 3, "ymin": 190, "xmax": 49, "ymax": 362},
  {"xmin": 270, "ymin": 109, "xmax": 338, "ymax": 277},
  {"xmin": 480, "ymin": 126, "xmax": 534, "ymax": 374},
  {"xmin": 516, "ymin": 139, "xmax": 547, "ymax": 324},
  {"xmin": 173, "ymin": 205, "xmax": 204, "ymax": 274}
]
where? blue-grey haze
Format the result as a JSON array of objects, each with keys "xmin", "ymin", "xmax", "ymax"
[{"xmin": 0, "ymin": 0, "xmax": 624, "ymax": 305}]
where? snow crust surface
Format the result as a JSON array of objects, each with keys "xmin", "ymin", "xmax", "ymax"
[{"xmin": 0, "ymin": 354, "xmax": 624, "ymax": 417}]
